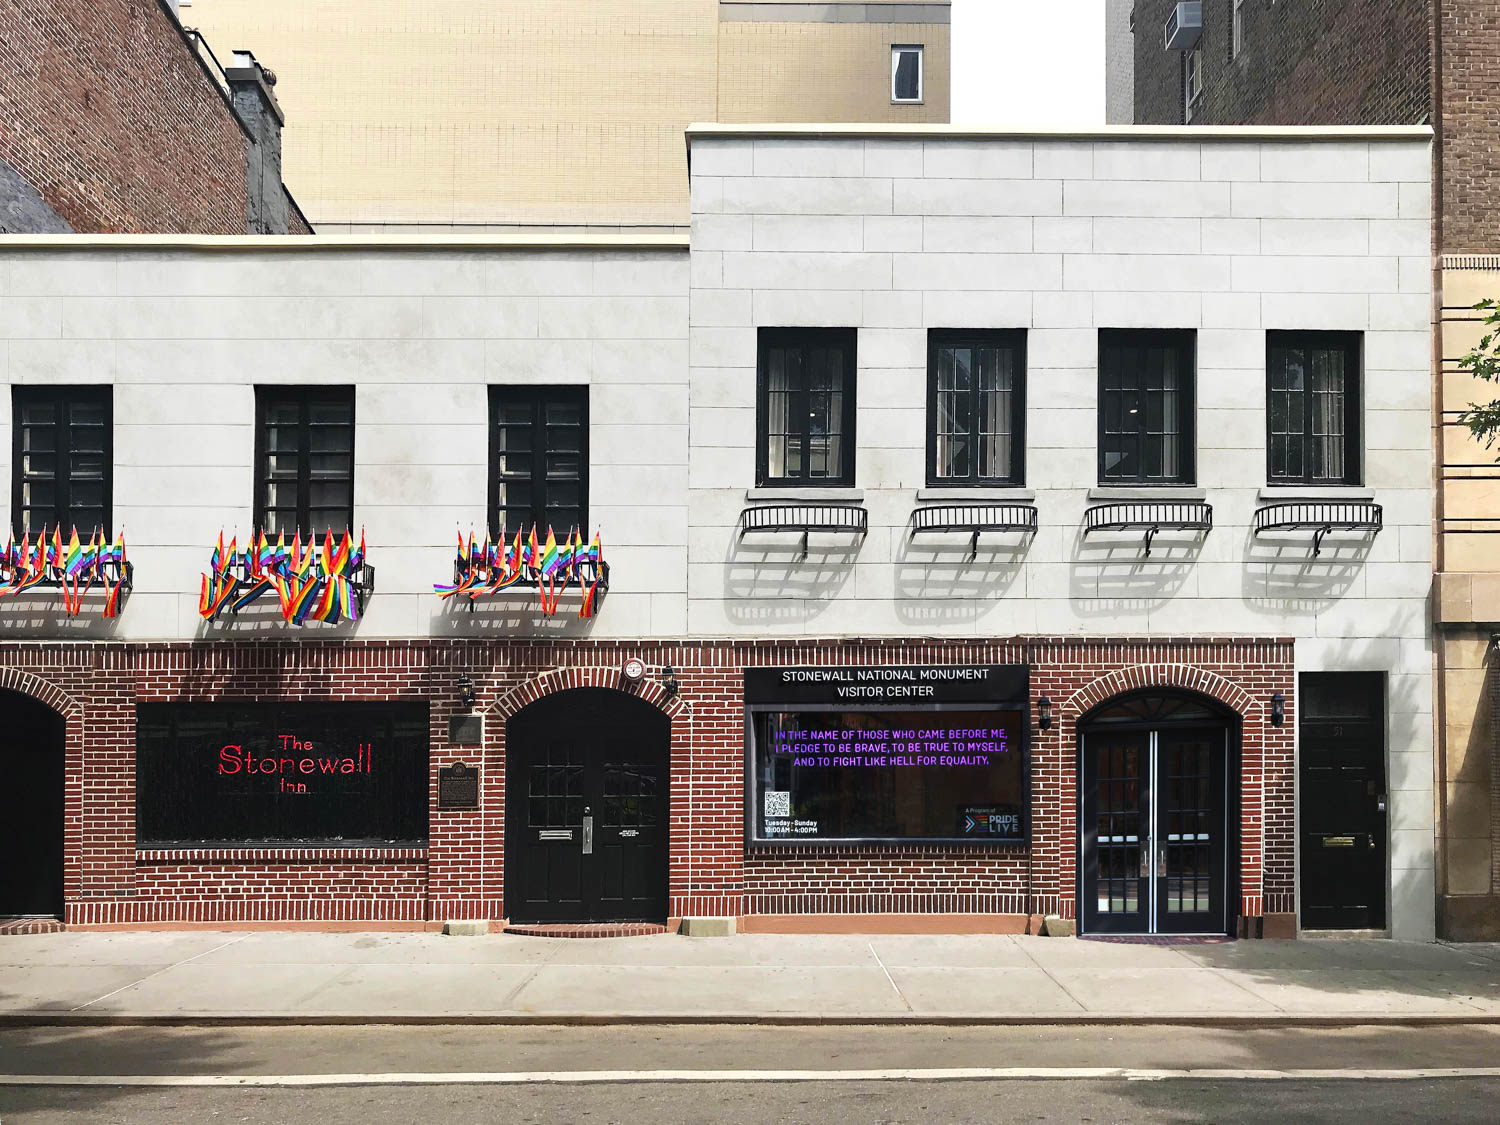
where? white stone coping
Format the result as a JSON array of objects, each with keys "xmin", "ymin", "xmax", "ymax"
[
  {"xmin": 915, "ymin": 487, "xmax": 1037, "ymax": 502},
  {"xmin": 1086, "ymin": 486, "xmax": 1208, "ymax": 501},
  {"xmin": 1257, "ymin": 485, "xmax": 1378, "ymax": 501},
  {"xmin": 0, "ymin": 233, "xmax": 692, "ymax": 252},
  {"xmin": 745, "ymin": 487, "xmax": 866, "ymax": 503},
  {"xmin": 686, "ymin": 122, "xmax": 1434, "ymax": 143}
]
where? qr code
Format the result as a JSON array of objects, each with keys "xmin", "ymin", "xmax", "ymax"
[{"xmin": 763, "ymin": 790, "xmax": 792, "ymax": 818}]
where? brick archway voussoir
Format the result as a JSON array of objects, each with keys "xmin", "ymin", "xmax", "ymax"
[
  {"xmin": 1062, "ymin": 664, "xmax": 1256, "ymax": 722},
  {"xmin": 0, "ymin": 666, "xmax": 82, "ymax": 720},
  {"xmin": 487, "ymin": 665, "xmax": 685, "ymax": 722}
]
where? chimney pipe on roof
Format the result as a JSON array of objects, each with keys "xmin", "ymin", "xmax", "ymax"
[{"xmin": 223, "ymin": 50, "xmax": 289, "ymax": 234}]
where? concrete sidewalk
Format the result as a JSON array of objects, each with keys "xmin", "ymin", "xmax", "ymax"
[{"xmin": 3, "ymin": 931, "xmax": 1500, "ymax": 1025}]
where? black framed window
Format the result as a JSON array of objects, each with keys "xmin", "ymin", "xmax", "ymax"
[
  {"xmin": 253, "ymin": 386, "xmax": 355, "ymax": 538},
  {"xmin": 927, "ymin": 329, "xmax": 1026, "ymax": 486},
  {"xmin": 1266, "ymin": 331, "xmax": 1361, "ymax": 485},
  {"xmin": 756, "ymin": 328, "xmax": 857, "ymax": 488},
  {"xmin": 11, "ymin": 386, "xmax": 112, "ymax": 536},
  {"xmin": 1098, "ymin": 329, "xmax": 1196, "ymax": 485},
  {"xmin": 489, "ymin": 386, "xmax": 588, "ymax": 539}
]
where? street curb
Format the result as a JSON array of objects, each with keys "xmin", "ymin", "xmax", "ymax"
[{"xmin": 3, "ymin": 1012, "xmax": 1499, "ymax": 1028}]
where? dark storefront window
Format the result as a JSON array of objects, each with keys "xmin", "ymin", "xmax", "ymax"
[
  {"xmin": 1266, "ymin": 331, "xmax": 1361, "ymax": 485},
  {"xmin": 136, "ymin": 702, "xmax": 429, "ymax": 846},
  {"xmin": 11, "ymin": 386, "xmax": 112, "ymax": 536},
  {"xmin": 756, "ymin": 328, "xmax": 857, "ymax": 487},
  {"xmin": 254, "ymin": 387, "xmax": 355, "ymax": 539},
  {"xmin": 489, "ymin": 386, "xmax": 588, "ymax": 539},
  {"xmin": 745, "ymin": 665, "xmax": 1030, "ymax": 845},
  {"xmin": 927, "ymin": 329, "xmax": 1026, "ymax": 485},
  {"xmin": 1098, "ymin": 329, "xmax": 1196, "ymax": 484}
]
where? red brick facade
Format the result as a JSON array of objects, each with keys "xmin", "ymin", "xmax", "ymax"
[
  {"xmin": 1438, "ymin": 0, "xmax": 1500, "ymax": 254},
  {"xmin": 0, "ymin": 636, "xmax": 1295, "ymax": 931},
  {"xmin": 0, "ymin": 0, "xmax": 251, "ymax": 233}
]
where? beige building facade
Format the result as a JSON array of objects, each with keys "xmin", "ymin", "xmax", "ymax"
[
  {"xmin": 1436, "ymin": 260, "xmax": 1500, "ymax": 940},
  {"xmin": 181, "ymin": 0, "xmax": 951, "ymax": 230}
]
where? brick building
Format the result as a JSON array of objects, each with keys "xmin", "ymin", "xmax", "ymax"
[
  {"xmin": 0, "ymin": 126, "xmax": 1435, "ymax": 940},
  {"xmin": 1122, "ymin": 0, "xmax": 1500, "ymax": 940},
  {"xmin": 0, "ymin": 0, "xmax": 309, "ymax": 234}
]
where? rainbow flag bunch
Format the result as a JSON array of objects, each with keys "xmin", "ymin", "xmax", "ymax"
[
  {"xmin": 435, "ymin": 527, "xmax": 606, "ymax": 618},
  {"xmin": 0, "ymin": 527, "xmax": 129, "ymax": 617},
  {"xmin": 199, "ymin": 529, "xmax": 368, "ymax": 626}
]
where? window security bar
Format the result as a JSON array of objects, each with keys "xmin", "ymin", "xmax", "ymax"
[
  {"xmin": 1083, "ymin": 501, "xmax": 1214, "ymax": 558},
  {"xmin": 910, "ymin": 503, "xmax": 1039, "ymax": 562},
  {"xmin": 739, "ymin": 504, "xmax": 869, "ymax": 561},
  {"xmin": 1252, "ymin": 501, "xmax": 1383, "ymax": 556}
]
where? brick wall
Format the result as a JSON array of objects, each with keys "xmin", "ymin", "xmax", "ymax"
[
  {"xmin": 1134, "ymin": 0, "xmax": 1430, "ymax": 127},
  {"xmin": 1439, "ymin": 0, "xmax": 1500, "ymax": 253},
  {"xmin": 0, "ymin": 635, "xmax": 1293, "ymax": 928},
  {"xmin": 0, "ymin": 0, "xmax": 250, "ymax": 233}
]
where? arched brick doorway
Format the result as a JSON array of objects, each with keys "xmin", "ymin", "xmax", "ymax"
[
  {"xmin": 0, "ymin": 689, "xmax": 66, "ymax": 917},
  {"xmin": 1077, "ymin": 688, "xmax": 1241, "ymax": 937},
  {"xmin": 504, "ymin": 687, "xmax": 670, "ymax": 924}
]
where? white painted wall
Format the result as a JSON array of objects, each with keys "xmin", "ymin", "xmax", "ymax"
[
  {"xmin": 686, "ymin": 129, "xmax": 1435, "ymax": 938},
  {"xmin": 0, "ymin": 247, "xmax": 690, "ymax": 642}
]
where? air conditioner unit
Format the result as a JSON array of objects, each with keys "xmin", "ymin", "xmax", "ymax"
[{"xmin": 1164, "ymin": 2, "xmax": 1203, "ymax": 50}]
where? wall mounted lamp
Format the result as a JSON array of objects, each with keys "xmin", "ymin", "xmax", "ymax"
[
  {"xmin": 1036, "ymin": 695, "xmax": 1053, "ymax": 732},
  {"xmin": 1270, "ymin": 692, "xmax": 1285, "ymax": 727},
  {"xmin": 661, "ymin": 663, "xmax": 680, "ymax": 698},
  {"xmin": 456, "ymin": 674, "xmax": 476, "ymax": 712}
]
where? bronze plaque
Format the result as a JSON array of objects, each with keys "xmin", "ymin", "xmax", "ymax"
[{"xmin": 438, "ymin": 761, "xmax": 480, "ymax": 809}]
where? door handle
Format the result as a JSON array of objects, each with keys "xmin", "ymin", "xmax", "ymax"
[
  {"xmin": 1157, "ymin": 845, "xmax": 1167, "ymax": 878},
  {"xmin": 582, "ymin": 814, "xmax": 594, "ymax": 855},
  {"xmin": 1140, "ymin": 841, "xmax": 1151, "ymax": 878}
]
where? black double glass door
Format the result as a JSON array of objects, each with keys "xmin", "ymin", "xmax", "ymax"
[
  {"xmin": 504, "ymin": 689, "xmax": 669, "ymax": 924},
  {"xmin": 1082, "ymin": 722, "xmax": 1230, "ymax": 935}
]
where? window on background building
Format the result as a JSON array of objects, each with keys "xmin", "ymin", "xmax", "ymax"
[
  {"xmin": 1232, "ymin": 0, "xmax": 1245, "ymax": 58},
  {"xmin": 1097, "ymin": 329, "xmax": 1197, "ymax": 485},
  {"xmin": 757, "ymin": 328, "xmax": 858, "ymax": 487},
  {"xmin": 927, "ymin": 330, "xmax": 1027, "ymax": 486},
  {"xmin": 253, "ymin": 386, "xmax": 355, "ymax": 538},
  {"xmin": 489, "ymin": 386, "xmax": 589, "ymax": 539},
  {"xmin": 1185, "ymin": 45, "xmax": 1203, "ymax": 121},
  {"xmin": 1266, "ymin": 331, "xmax": 1362, "ymax": 485},
  {"xmin": 891, "ymin": 44, "xmax": 924, "ymax": 103},
  {"xmin": 11, "ymin": 386, "xmax": 112, "ymax": 536}
]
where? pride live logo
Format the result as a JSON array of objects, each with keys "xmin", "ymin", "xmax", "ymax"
[{"xmin": 218, "ymin": 734, "xmax": 374, "ymax": 794}]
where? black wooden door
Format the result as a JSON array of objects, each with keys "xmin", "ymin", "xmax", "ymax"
[
  {"xmin": 505, "ymin": 689, "xmax": 669, "ymax": 924},
  {"xmin": 0, "ymin": 692, "xmax": 65, "ymax": 917},
  {"xmin": 1300, "ymin": 673, "xmax": 1386, "ymax": 930}
]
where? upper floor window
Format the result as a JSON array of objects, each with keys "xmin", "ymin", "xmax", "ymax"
[
  {"xmin": 11, "ymin": 386, "xmax": 112, "ymax": 536},
  {"xmin": 892, "ymin": 44, "xmax": 924, "ymax": 103},
  {"xmin": 757, "ymin": 328, "xmax": 857, "ymax": 488},
  {"xmin": 1185, "ymin": 45, "xmax": 1203, "ymax": 121},
  {"xmin": 489, "ymin": 386, "xmax": 588, "ymax": 539},
  {"xmin": 1266, "ymin": 331, "xmax": 1362, "ymax": 486},
  {"xmin": 254, "ymin": 386, "xmax": 354, "ymax": 539},
  {"xmin": 1098, "ymin": 329, "xmax": 1196, "ymax": 485},
  {"xmin": 927, "ymin": 329, "xmax": 1026, "ymax": 486}
]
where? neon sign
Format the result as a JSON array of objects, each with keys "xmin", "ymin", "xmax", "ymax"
[
  {"xmin": 0, "ymin": 527, "xmax": 131, "ymax": 617},
  {"xmin": 435, "ymin": 527, "xmax": 607, "ymax": 617},
  {"xmin": 199, "ymin": 529, "xmax": 372, "ymax": 626}
]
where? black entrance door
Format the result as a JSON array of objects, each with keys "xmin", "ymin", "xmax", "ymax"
[
  {"xmin": 1080, "ymin": 693, "xmax": 1233, "ymax": 936},
  {"xmin": 1300, "ymin": 672, "xmax": 1386, "ymax": 930},
  {"xmin": 504, "ymin": 688, "xmax": 669, "ymax": 924},
  {"xmin": 0, "ymin": 691, "xmax": 66, "ymax": 917}
]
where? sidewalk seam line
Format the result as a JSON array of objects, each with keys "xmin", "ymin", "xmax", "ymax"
[
  {"xmin": 867, "ymin": 942, "xmax": 912, "ymax": 1013},
  {"xmin": 67, "ymin": 935, "xmax": 249, "ymax": 1013}
]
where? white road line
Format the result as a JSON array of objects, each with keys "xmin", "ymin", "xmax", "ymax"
[{"xmin": 5, "ymin": 1067, "xmax": 1500, "ymax": 1087}]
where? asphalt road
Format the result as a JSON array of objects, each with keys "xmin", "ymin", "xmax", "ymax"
[{"xmin": 4, "ymin": 1024, "xmax": 1500, "ymax": 1123}]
